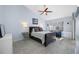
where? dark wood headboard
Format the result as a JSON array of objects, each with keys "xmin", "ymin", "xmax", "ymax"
[{"xmin": 29, "ymin": 26, "xmax": 43, "ymax": 37}]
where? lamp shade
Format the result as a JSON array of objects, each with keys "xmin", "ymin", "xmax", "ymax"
[{"xmin": 21, "ymin": 21, "xmax": 28, "ymax": 28}]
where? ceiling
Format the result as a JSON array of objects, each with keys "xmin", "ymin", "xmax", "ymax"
[{"xmin": 24, "ymin": 5, "xmax": 77, "ymax": 20}]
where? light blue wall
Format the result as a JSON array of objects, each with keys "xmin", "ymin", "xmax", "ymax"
[
  {"xmin": 0, "ymin": 6, "xmax": 4, "ymax": 24},
  {"xmin": 0, "ymin": 5, "xmax": 44, "ymax": 41}
]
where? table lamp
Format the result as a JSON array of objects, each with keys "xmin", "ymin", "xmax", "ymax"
[{"xmin": 21, "ymin": 21, "xmax": 28, "ymax": 32}]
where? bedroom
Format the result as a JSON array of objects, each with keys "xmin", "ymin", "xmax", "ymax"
[{"xmin": 0, "ymin": 5, "xmax": 78, "ymax": 54}]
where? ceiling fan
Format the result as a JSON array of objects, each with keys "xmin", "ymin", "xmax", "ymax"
[{"xmin": 38, "ymin": 5, "xmax": 53, "ymax": 15}]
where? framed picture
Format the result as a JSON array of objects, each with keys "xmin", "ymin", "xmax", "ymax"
[{"xmin": 32, "ymin": 18, "xmax": 38, "ymax": 24}]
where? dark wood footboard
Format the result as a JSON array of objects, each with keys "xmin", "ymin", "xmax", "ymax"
[
  {"xmin": 30, "ymin": 36, "xmax": 42, "ymax": 44},
  {"xmin": 30, "ymin": 33, "xmax": 56, "ymax": 47},
  {"xmin": 44, "ymin": 33, "xmax": 56, "ymax": 47}
]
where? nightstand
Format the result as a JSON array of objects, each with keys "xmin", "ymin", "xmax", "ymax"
[
  {"xmin": 56, "ymin": 32, "xmax": 61, "ymax": 38},
  {"xmin": 22, "ymin": 32, "xmax": 29, "ymax": 39}
]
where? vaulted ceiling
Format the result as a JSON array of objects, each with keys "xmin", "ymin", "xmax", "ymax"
[{"xmin": 24, "ymin": 5, "xmax": 77, "ymax": 20}]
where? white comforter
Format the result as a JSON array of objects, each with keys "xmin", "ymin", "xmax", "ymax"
[{"xmin": 31, "ymin": 31, "xmax": 51, "ymax": 44}]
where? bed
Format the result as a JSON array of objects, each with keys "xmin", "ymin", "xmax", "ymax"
[{"xmin": 29, "ymin": 27, "xmax": 62, "ymax": 47}]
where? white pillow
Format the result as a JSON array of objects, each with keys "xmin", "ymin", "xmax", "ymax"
[{"xmin": 32, "ymin": 28, "xmax": 35, "ymax": 32}]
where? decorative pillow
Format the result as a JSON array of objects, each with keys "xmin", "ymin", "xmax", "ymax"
[
  {"xmin": 39, "ymin": 27, "xmax": 43, "ymax": 31},
  {"xmin": 32, "ymin": 28, "xmax": 35, "ymax": 32},
  {"xmin": 34, "ymin": 27, "xmax": 39, "ymax": 32}
]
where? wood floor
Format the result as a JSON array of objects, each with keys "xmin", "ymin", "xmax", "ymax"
[{"xmin": 13, "ymin": 38, "xmax": 75, "ymax": 54}]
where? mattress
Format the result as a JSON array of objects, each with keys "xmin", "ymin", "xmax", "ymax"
[{"xmin": 31, "ymin": 31, "xmax": 51, "ymax": 44}]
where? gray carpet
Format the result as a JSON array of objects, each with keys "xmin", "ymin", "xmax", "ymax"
[{"xmin": 13, "ymin": 38, "xmax": 75, "ymax": 54}]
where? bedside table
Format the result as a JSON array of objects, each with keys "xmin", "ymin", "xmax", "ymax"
[
  {"xmin": 22, "ymin": 32, "xmax": 29, "ymax": 39},
  {"xmin": 56, "ymin": 32, "xmax": 61, "ymax": 38}
]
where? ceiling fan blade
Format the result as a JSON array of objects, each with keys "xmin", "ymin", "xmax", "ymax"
[
  {"xmin": 44, "ymin": 8, "xmax": 48, "ymax": 12},
  {"xmin": 40, "ymin": 11, "xmax": 44, "ymax": 15},
  {"xmin": 38, "ymin": 10, "xmax": 44, "ymax": 12},
  {"xmin": 46, "ymin": 11, "xmax": 53, "ymax": 12}
]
